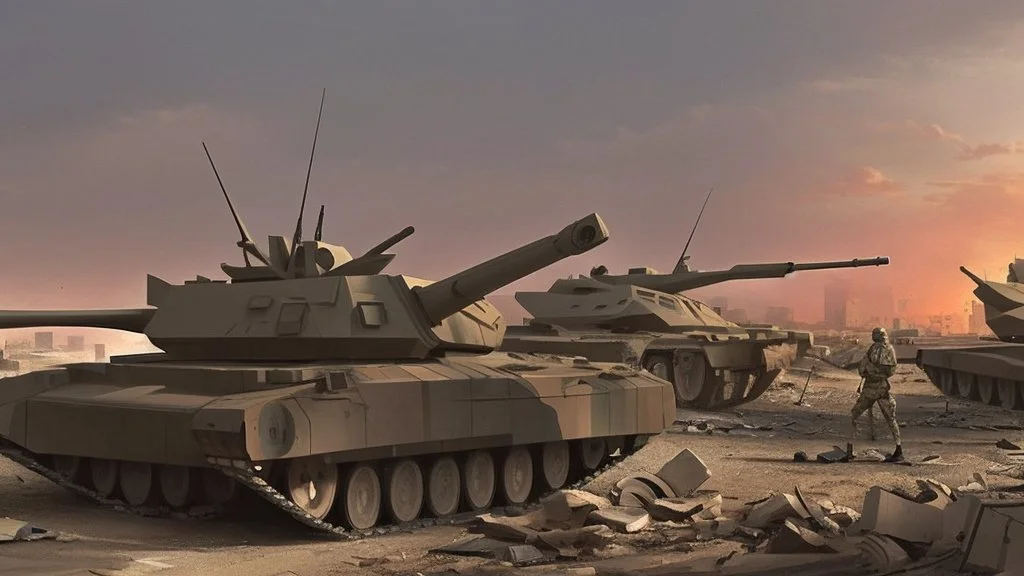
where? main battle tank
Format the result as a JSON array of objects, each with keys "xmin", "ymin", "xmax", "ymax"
[
  {"xmin": 501, "ymin": 255, "xmax": 890, "ymax": 410},
  {"xmin": 0, "ymin": 109, "xmax": 674, "ymax": 536},
  {"xmin": 918, "ymin": 262, "xmax": 1024, "ymax": 410}
]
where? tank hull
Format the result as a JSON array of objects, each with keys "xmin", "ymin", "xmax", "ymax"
[
  {"xmin": 501, "ymin": 326, "xmax": 797, "ymax": 410},
  {"xmin": 917, "ymin": 344, "xmax": 1024, "ymax": 410},
  {"xmin": 0, "ymin": 351, "xmax": 672, "ymax": 536}
]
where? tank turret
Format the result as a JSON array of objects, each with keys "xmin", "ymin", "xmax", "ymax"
[
  {"xmin": 959, "ymin": 265, "xmax": 1024, "ymax": 341},
  {"xmin": 0, "ymin": 213, "xmax": 608, "ymax": 361}
]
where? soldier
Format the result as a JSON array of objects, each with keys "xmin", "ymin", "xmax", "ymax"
[{"xmin": 852, "ymin": 327, "xmax": 903, "ymax": 463}]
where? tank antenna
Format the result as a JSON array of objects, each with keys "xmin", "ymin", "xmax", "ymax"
[
  {"xmin": 674, "ymin": 186, "xmax": 714, "ymax": 273},
  {"xmin": 286, "ymin": 88, "xmax": 327, "ymax": 273},
  {"xmin": 202, "ymin": 142, "xmax": 283, "ymax": 277},
  {"xmin": 314, "ymin": 204, "xmax": 326, "ymax": 242}
]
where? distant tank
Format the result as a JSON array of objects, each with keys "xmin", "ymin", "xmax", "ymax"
[
  {"xmin": 502, "ymin": 254, "xmax": 889, "ymax": 410},
  {"xmin": 0, "ymin": 95, "xmax": 673, "ymax": 536},
  {"xmin": 918, "ymin": 263, "xmax": 1024, "ymax": 410}
]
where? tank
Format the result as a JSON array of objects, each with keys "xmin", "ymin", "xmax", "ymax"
[
  {"xmin": 0, "ymin": 102, "xmax": 674, "ymax": 537},
  {"xmin": 918, "ymin": 263, "xmax": 1024, "ymax": 410},
  {"xmin": 501, "ymin": 255, "xmax": 890, "ymax": 410}
]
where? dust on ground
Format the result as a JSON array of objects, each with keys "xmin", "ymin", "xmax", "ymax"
[{"xmin": 1, "ymin": 358, "xmax": 1021, "ymax": 576}]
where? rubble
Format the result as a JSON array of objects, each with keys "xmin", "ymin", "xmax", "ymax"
[{"xmin": 0, "ymin": 517, "xmax": 57, "ymax": 542}]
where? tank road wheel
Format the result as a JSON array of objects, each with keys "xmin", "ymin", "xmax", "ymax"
[
  {"xmin": 659, "ymin": 351, "xmax": 714, "ymax": 408},
  {"xmin": 938, "ymin": 370, "xmax": 956, "ymax": 395},
  {"xmin": 955, "ymin": 371, "xmax": 977, "ymax": 400},
  {"xmin": 538, "ymin": 441, "xmax": 570, "ymax": 491},
  {"xmin": 201, "ymin": 468, "xmax": 238, "ymax": 505},
  {"xmin": 52, "ymin": 455, "xmax": 85, "ymax": 482},
  {"xmin": 120, "ymin": 461, "xmax": 157, "ymax": 506},
  {"xmin": 286, "ymin": 456, "xmax": 339, "ymax": 520},
  {"xmin": 575, "ymin": 438, "xmax": 606, "ymax": 472},
  {"xmin": 500, "ymin": 446, "xmax": 534, "ymax": 506},
  {"xmin": 89, "ymin": 459, "xmax": 119, "ymax": 498},
  {"xmin": 159, "ymin": 465, "xmax": 197, "ymax": 508},
  {"xmin": 461, "ymin": 450, "xmax": 496, "ymax": 511},
  {"xmin": 343, "ymin": 464, "xmax": 382, "ymax": 531},
  {"xmin": 977, "ymin": 376, "xmax": 997, "ymax": 406},
  {"xmin": 385, "ymin": 459, "xmax": 424, "ymax": 524},
  {"xmin": 426, "ymin": 456, "xmax": 461, "ymax": 517},
  {"xmin": 998, "ymin": 379, "xmax": 1022, "ymax": 410}
]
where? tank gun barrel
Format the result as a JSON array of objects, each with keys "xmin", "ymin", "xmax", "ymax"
[
  {"xmin": 414, "ymin": 213, "xmax": 610, "ymax": 325},
  {"xmin": 0, "ymin": 309, "xmax": 155, "ymax": 333},
  {"xmin": 363, "ymin": 226, "xmax": 415, "ymax": 257},
  {"xmin": 610, "ymin": 256, "xmax": 890, "ymax": 293}
]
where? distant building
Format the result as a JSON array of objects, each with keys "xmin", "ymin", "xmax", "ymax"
[
  {"xmin": 824, "ymin": 282, "xmax": 849, "ymax": 329},
  {"xmin": 94, "ymin": 343, "xmax": 107, "ymax": 362},
  {"xmin": 67, "ymin": 335, "xmax": 85, "ymax": 351},
  {"xmin": 707, "ymin": 296, "xmax": 729, "ymax": 312},
  {"xmin": 34, "ymin": 331, "xmax": 53, "ymax": 350},
  {"xmin": 765, "ymin": 306, "xmax": 795, "ymax": 326},
  {"xmin": 968, "ymin": 300, "xmax": 988, "ymax": 335},
  {"xmin": 723, "ymin": 308, "xmax": 749, "ymax": 324}
]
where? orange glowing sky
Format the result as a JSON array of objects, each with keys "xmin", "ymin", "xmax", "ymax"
[{"xmin": 2, "ymin": 3, "xmax": 1024, "ymax": 326}]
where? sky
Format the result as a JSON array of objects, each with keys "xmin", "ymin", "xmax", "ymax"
[{"xmin": 3, "ymin": 1, "xmax": 1024, "ymax": 326}]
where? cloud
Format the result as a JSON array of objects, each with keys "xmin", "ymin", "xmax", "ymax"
[
  {"xmin": 874, "ymin": 119, "xmax": 1024, "ymax": 161},
  {"xmin": 822, "ymin": 166, "xmax": 906, "ymax": 197}
]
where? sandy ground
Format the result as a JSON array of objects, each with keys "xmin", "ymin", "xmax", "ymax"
[{"xmin": 2, "ymin": 358, "xmax": 1022, "ymax": 576}]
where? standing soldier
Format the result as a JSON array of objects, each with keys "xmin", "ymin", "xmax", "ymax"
[{"xmin": 852, "ymin": 327, "xmax": 903, "ymax": 463}]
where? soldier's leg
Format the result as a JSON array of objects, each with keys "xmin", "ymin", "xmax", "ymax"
[
  {"xmin": 868, "ymin": 405, "xmax": 877, "ymax": 441},
  {"xmin": 875, "ymin": 393, "xmax": 901, "ymax": 445},
  {"xmin": 850, "ymin": 395, "xmax": 872, "ymax": 436}
]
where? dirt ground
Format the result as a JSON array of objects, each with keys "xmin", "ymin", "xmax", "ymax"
[{"xmin": 2, "ymin": 358, "xmax": 1022, "ymax": 576}]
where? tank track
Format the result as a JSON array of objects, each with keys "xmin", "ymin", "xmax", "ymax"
[{"xmin": 0, "ymin": 439, "xmax": 637, "ymax": 540}]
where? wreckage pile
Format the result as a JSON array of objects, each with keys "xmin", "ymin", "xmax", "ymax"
[{"xmin": 430, "ymin": 448, "xmax": 1024, "ymax": 575}]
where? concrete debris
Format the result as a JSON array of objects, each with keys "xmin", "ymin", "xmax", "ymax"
[
  {"xmin": 0, "ymin": 517, "xmax": 57, "ymax": 542},
  {"xmin": 915, "ymin": 478, "xmax": 956, "ymax": 509},
  {"xmin": 928, "ymin": 494, "xmax": 1024, "ymax": 573},
  {"xmin": 653, "ymin": 448, "xmax": 711, "ymax": 497},
  {"xmin": 498, "ymin": 544, "xmax": 548, "ymax": 566},
  {"xmin": 848, "ymin": 486, "xmax": 944, "ymax": 543},
  {"xmin": 764, "ymin": 519, "xmax": 839, "ymax": 554},
  {"xmin": 859, "ymin": 533, "xmax": 910, "ymax": 571},
  {"xmin": 588, "ymin": 506, "xmax": 651, "ymax": 533},
  {"xmin": 744, "ymin": 493, "xmax": 811, "ymax": 528},
  {"xmin": 815, "ymin": 444, "xmax": 853, "ymax": 463},
  {"xmin": 794, "ymin": 486, "xmax": 842, "ymax": 536},
  {"xmin": 645, "ymin": 492, "xmax": 722, "ymax": 522},
  {"xmin": 998, "ymin": 438, "xmax": 1021, "ymax": 450}
]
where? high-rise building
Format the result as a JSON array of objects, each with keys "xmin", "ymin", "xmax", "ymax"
[
  {"xmin": 968, "ymin": 300, "xmax": 988, "ymax": 334},
  {"xmin": 67, "ymin": 335, "xmax": 85, "ymax": 351}
]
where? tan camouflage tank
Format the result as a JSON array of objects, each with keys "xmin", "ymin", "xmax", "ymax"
[
  {"xmin": 501, "ymin": 254, "xmax": 889, "ymax": 410},
  {"xmin": 0, "ymin": 95, "xmax": 674, "ymax": 536},
  {"xmin": 918, "ymin": 262, "xmax": 1024, "ymax": 410}
]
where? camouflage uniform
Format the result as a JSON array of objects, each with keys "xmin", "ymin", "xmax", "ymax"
[{"xmin": 852, "ymin": 327, "xmax": 903, "ymax": 461}]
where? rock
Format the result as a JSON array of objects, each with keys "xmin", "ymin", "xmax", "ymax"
[
  {"xmin": 654, "ymin": 448, "xmax": 710, "ymax": 497},
  {"xmin": 793, "ymin": 451, "xmax": 808, "ymax": 462},
  {"xmin": 765, "ymin": 519, "xmax": 839, "ymax": 554},
  {"xmin": 997, "ymin": 438, "xmax": 1021, "ymax": 450},
  {"xmin": 587, "ymin": 506, "xmax": 651, "ymax": 533}
]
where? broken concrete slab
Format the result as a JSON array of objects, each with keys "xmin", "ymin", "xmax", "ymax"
[
  {"xmin": 930, "ymin": 495, "xmax": 1024, "ymax": 573},
  {"xmin": 654, "ymin": 448, "xmax": 710, "ymax": 497},
  {"xmin": 531, "ymin": 525, "xmax": 613, "ymax": 555},
  {"xmin": 499, "ymin": 544, "xmax": 549, "ymax": 566},
  {"xmin": 794, "ymin": 487, "xmax": 842, "ymax": 536},
  {"xmin": 586, "ymin": 506, "xmax": 650, "ymax": 533},
  {"xmin": 743, "ymin": 493, "xmax": 811, "ymax": 528},
  {"xmin": 430, "ymin": 535, "xmax": 511, "ymax": 557},
  {"xmin": 0, "ymin": 518, "xmax": 56, "ymax": 542},
  {"xmin": 466, "ymin": 513, "xmax": 542, "ymax": 542},
  {"xmin": 859, "ymin": 533, "xmax": 910, "ymax": 571},
  {"xmin": 765, "ymin": 519, "xmax": 839, "ymax": 554},
  {"xmin": 563, "ymin": 489, "xmax": 612, "ymax": 510},
  {"xmin": 848, "ymin": 486, "xmax": 943, "ymax": 543},
  {"xmin": 915, "ymin": 478, "xmax": 955, "ymax": 510},
  {"xmin": 646, "ymin": 492, "xmax": 723, "ymax": 522}
]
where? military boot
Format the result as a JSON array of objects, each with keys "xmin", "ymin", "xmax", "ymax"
[{"xmin": 884, "ymin": 445, "xmax": 904, "ymax": 463}]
